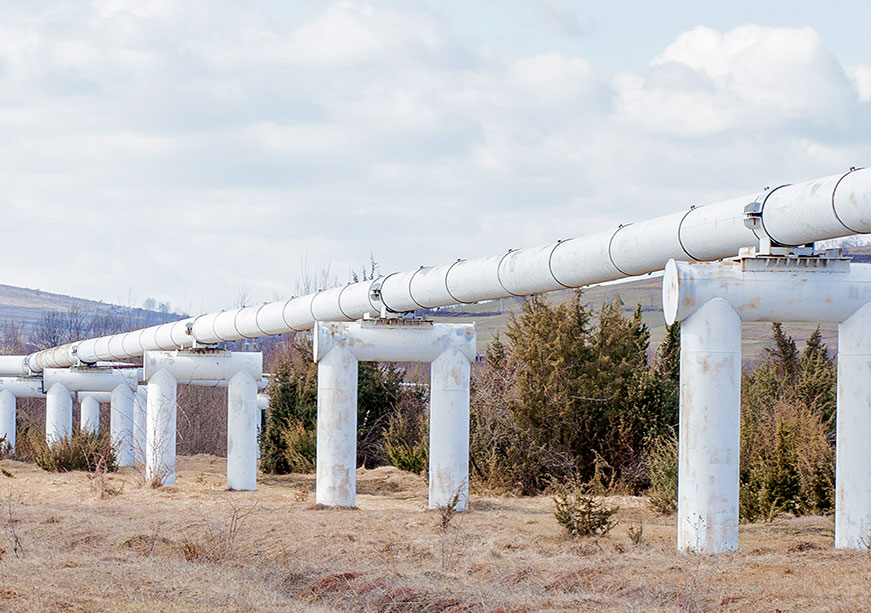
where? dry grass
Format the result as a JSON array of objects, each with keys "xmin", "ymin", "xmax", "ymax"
[{"xmin": 0, "ymin": 455, "xmax": 868, "ymax": 612}]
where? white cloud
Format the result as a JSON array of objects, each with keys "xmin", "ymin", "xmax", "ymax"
[{"xmin": 616, "ymin": 25, "xmax": 859, "ymax": 136}]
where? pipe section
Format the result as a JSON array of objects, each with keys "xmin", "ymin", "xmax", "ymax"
[
  {"xmin": 80, "ymin": 395, "xmax": 100, "ymax": 434},
  {"xmin": 0, "ymin": 389, "xmax": 15, "ymax": 452},
  {"xmin": 835, "ymin": 302, "xmax": 871, "ymax": 548},
  {"xmin": 677, "ymin": 299, "xmax": 741, "ymax": 553},
  {"xmin": 227, "ymin": 370, "xmax": 258, "ymax": 491},
  {"xmin": 146, "ymin": 369, "xmax": 177, "ymax": 486},
  {"xmin": 314, "ymin": 320, "xmax": 476, "ymax": 364},
  {"xmin": 111, "ymin": 384, "xmax": 135, "ymax": 467},
  {"xmin": 143, "ymin": 351, "xmax": 261, "ymax": 382},
  {"xmin": 17, "ymin": 168, "xmax": 871, "ymax": 374},
  {"xmin": 315, "ymin": 346, "xmax": 358, "ymax": 507},
  {"xmin": 133, "ymin": 386, "xmax": 147, "ymax": 465},
  {"xmin": 663, "ymin": 259, "xmax": 871, "ymax": 325},
  {"xmin": 429, "ymin": 349, "xmax": 470, "ymax": 511},
  {"xmin": 79, "ymin": 391, "xmax": 112, "ymax": 403},
  {"xmin": 0, "ymin": 377, "xmax": 44, "ymax": 398},
  {"xmin": 46, "ymin": 383, "xmax": 73, "ymax": 444},
  {"xmin": 43, "ymin": 368, "xmax": 140, "ymax": 393}
]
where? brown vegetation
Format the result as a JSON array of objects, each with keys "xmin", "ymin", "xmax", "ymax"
[{"xmin": 0, "ymin": 455, "xmax": 869, "ymax": 612}]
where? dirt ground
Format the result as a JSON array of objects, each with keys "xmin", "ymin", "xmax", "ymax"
[{"xmin": 0, "ymin": 455, "xmax": 868, "ymax": 612}]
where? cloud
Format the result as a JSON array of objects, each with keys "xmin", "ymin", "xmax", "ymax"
[{"xmin": 615, "ymin": 25, "xmax": 860, "ymax": 137}]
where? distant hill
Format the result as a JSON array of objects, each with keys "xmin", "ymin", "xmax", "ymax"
[{"xmin": 0, "ymin": 283, "xmax": 185, "ymax": 348}]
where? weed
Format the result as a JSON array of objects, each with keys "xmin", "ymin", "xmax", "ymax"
[
  {"xmin": 627, "ymin": 521, "xmax": 644, "ymax": 546},
  {"xmin": 29, "ymin": 430, "xmax": 117, "ymax": 473},
  {"xmin": 551, "ymin": 476, "xmax": 618, "ymax": 538},
  {"xmin": 435, "ymin": 483, "xmax": 468, "ymax": 570},
  {"xmin": 4, "ymin": 488, "xmax": 24, "ymax": 558}
]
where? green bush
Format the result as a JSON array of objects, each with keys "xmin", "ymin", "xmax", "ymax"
[
  {"xmin": 646, "ymin": 429, "xmax": 678, "ymax": 515},
  {"xmin": 551, "ymin": 476, "xmax": 619, "ymax": 538},
  {"xmin": 280, "ymin": 421, "xmax": 316, "ymax": 473},
  {"xmin": 469, "ymin": 295, "xmax": 680, "ymax": 495},
  {"xmin": 739, "ymin": 324, "xmax": 836, "ymax": 521},
  {"xmin": 383, "ymin": 411, "xmax": 427, "ymax": 474},
  {"xmin": 30, "ymin": 429, "xmax": 117, "ymax": 473}
]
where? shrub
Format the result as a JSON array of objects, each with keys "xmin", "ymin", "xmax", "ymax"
[
  {"xmin": 551, "ymin": 476, "xmax": 619, "ymax": 538},
  {"xmin": 739, "ymin": 324, "xmax": 836, "ymax": 521},
  {"xmin": 646, "ymin": 428, "xmax": 678, "ymax": 515},
  {"xmin": 383, "ymin": 411, "xmax": 427, "ymax": 474},
  {"xmin": 281, "ymin": 421, "xmax": 316, "ymax": 473},
  {"xmin": 30, "ymin": 429, "xmax": 117, "ymax": 473}
]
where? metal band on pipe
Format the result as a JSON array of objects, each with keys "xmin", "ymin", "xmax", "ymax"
[
  {"xmin": 607, "ymin": 225, "xmax": 632, "ymax": 277},
  {"xmin": 758, "ymin": 184, "xmax": 790, "ymax": 246},
  {"xmin": 832, "ymin": 168, "xmax": 866, "ymax": 235},
  {"xmin": 443, "ymin": 260, "xmax": 465, "ymax": 304},
  {"xmin": 406, "ymin": 268, "xmax": 429, "ymax": 309},
  {"xmin": 548, "ymin": 240, "xmax": 573, "ymax": 289},
  {"xmin": 496, "ymin": 251, "xmax": 524, "ymax": 297},
  {"xmin": 677, "ymin": 208, "xmax": 703, "ymax": 262},
  {"xmin": 250, "ymin": 303, "xmax": 269, "ymax": 338},
  {"xmin": 377, "ymin": 273, "xmax": 401, "ymax": 313},
  {"xmin": 337, "ymin": 285, "xmax": 354, "ymax": 320}
]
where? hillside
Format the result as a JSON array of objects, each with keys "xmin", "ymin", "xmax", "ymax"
[{"xmin": 0, "ymin": 283, "xmax": 184, "ymax": 343}]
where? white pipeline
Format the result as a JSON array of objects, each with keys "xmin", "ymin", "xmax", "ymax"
[
  {"xmin": 16, "ymin": 168, "xmax": 871, "ymax": 373},
  {"xmin": 45, "ymin": 383, "xmax": 73, "ymax": 444},
  {"xmin": 80, "ymin": 395, "xmax": 100, "ymax": 434},
  {"xmin": 133, "ymin": 386, "xmax": 147, "ymax": 465},
  {"xmin": 676, "ymin": 298, "xmax": 741, "ymax": 553},
  {"xmin": 315, "ymin": 321, "xmax": 475, "ymax": 509},
  {"xmin": 836, "ymin": 303, "xmax": 871, "ymax": 548},
  {"xmin": 111, "ymin": 384, "xmax": 135, "ymax": 467},
  {"xmin": 0, "ymin": 389, "xmax": 15, "ymax": 452},
  {"xmin": 227, "ymin": 370, "xmax": 258, "ymax": 491},
  {"xmin": 146, "ymin": 369, "xmax": 177, "ymax": 486},
  {"xmin": 315, "ymin": 345, "xmax": 358, "ymax": 507}
]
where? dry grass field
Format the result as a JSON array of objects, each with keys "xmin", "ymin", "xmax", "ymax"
[{"xmin": 0, "ymin": 455, "xmax": 869, "ymax": 612}]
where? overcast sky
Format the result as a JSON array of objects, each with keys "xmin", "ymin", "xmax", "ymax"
[{"xmin": 2, "ymin": 1, "xmax": 870, "ymax": 314}]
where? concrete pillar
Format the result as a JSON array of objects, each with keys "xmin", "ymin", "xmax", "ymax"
[
  {"xmin": 227, "ymin": 370, "xmax": 258, "ymax": 490},
  {"xmin": 133, "ymin": 385, "xmax": 147, "ymax": 465},
  {"xmin": 429, "ymin": 348, "xmax": 470, "ymax": 510},
  {"xmin": 316, "ymin": 346, "xmax": 358, "ymax": 507},
  {"xmin": 146, "ymin": 369, "xmax": 177, "ymax": 486},
  {"xmin": 836, "ymin": 302, "xmax": 871, "ymax": 548},
  {"xmin": 0, "ymin": 389, "xmax": 15, "ymax": 452},
  {"xmin": 110, "ymin": 384, "xmax": 135, "ymax": 467},
  {"xmin": 80, "ymin": 395, "xmax": 100, "ymax": 434},
  {"xmin": 46, "ymin": 383, "xmax": 73, "ymax": 444},
  {"xmin": 677, "ymin": 298, "xmax": 741, "ymax": 553}
]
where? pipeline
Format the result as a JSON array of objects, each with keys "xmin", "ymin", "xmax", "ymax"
[{"xmin": 10, "ymin": 167, "xmax": 871, "ymax": 374}]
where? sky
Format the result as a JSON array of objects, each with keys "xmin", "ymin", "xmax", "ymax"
[{"xmin": 1, "ymin": 0, "xmax": 870, "ymax": 314}]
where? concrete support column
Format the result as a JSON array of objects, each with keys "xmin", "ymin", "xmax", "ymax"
[
  {"xmin": 146, "ymin": 369, "xmax": 177, "ymax": 486},
  {"xmin": 836, "ymin": 302, "xmax": 871, "ymax": 548},
  {"xmin": 46, "ymin": 383, "xmax": 73, "ymax": 444},
  {"xmin": 429, "ymin": 348, "xmax": 470, "ymax": 510},
  {"xmin": 316, "ymin": 346, "xmax": 358, "ymax": 507},
  {"xmin": 227, "ymin": 370, "xmax": 258, "ymax": 491},
  {"xmin": 80, "ymin": 395, "xmax": 100, "ymax": 434},
  {"xmin": 133, "ymin": 386, "xmax": 147, "ymax": 465},
  {"xmin": 0, "ymin": 389, "xmax": 15, "ymax": 452},
  {"xmin": 110, "ymin": 384, "xmax": 135, "ymax": 467},
  {"xmin": 677, "ymin": 298, "xmax": 741, "ymax": 553}
]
